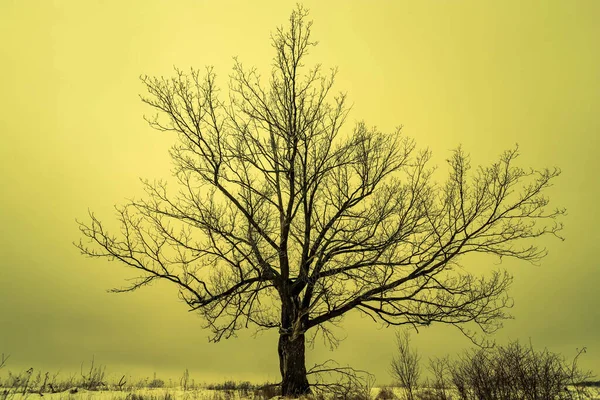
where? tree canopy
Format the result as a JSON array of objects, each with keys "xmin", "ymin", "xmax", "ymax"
[{"xmin": 76, "ymin": 6, "xmax": 565, "ymax": 396}]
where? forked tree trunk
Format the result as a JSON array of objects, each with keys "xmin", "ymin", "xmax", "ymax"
[{"xmin": 278, "ymin": 332, "xmax": 311, "ymax": 396}]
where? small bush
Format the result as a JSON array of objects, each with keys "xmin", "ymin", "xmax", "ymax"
[
  {"xmin": 180, "ymin": 369, "xmax": 190, "ymax": 391},
  {"xmin": 253, "ymin": 383, "xmax": 281, "ymax": 399},
  {"xmin": 376, "ymin": 386, "xmax": 397, "ymax": 400},
  {"xmin": 148, "ymin": 379, "xmax": 165, "ymax": 388},
  {"xmin": 448, "ymin": 341, "xmax": 594, "ymax": 400},
  {"xmin": 207, "ymin": 380, "xmax": 237, "ymax": 391},
  {"xmin": 79, "ymin": 357, "xmax": 106, "ymax": 390}
]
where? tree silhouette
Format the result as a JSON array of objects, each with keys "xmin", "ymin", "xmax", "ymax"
[{"xmin": 76, "ymin": 6, "xmax": 565, "ymax": 396}]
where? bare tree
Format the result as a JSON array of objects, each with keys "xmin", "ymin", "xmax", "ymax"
[
  {"xmin": 390, "ymin": 330, "xmax": 420, "ymax": 400},
  {"xmin": 427, "ymin": 355, "xmax": 451, "ymax": 400},
  {"xmin": 75, "ymin": 5, "xmax": 565, "ymax": 397}
]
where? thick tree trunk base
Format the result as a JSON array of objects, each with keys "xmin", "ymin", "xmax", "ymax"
[{"xmin": 279, "ymin": 333, "xmax": 311, "ymax": 397}]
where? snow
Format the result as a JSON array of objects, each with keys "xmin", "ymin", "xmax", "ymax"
[{"xmin": 3, "ymin": 386, "xmax": 600, "ymax": 400}]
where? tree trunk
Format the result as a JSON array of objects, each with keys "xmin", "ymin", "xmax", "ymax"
[{"xmin": 278, "ymin": 332, "xmax": 310, "ymax": 396}]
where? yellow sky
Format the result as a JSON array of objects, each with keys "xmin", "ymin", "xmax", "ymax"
[{"xmin": 1, "ymin": 0, "xmax": 599, "ymax": 385}]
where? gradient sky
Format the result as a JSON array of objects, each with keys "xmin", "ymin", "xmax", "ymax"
[{"xmin": 1, "ymin": 0, "xmax": 599, "ymax": 386}]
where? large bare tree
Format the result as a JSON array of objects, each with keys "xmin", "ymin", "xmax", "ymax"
[{"xmin": 76, "ymin": 6, "xmax": 565, "ymax": 396}]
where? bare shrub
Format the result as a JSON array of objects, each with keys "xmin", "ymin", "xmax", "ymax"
[
  {"xmin": 447, "ymin": 340, "xmax": 595, "ymax": 400},
  {"xmin": 79, "ymin": 357, "xmax": 106, "ymax": 390},
  {"xmin": 376, "ymin": 386, "xmax": 398, "ymax": 400},
  {"xmin": 114, "ymin": 374, "xmax": 128, "ymax": 391},
  {"xmin": 426, "ymin": 356, "xmax": 451, "ymax": 400},
  {"xmin": 308, "ymin": 359, "xmax": 375, "ymax": 400},
  {"xmin": 48, "ymin": 371, "xmax": 76, "ymax": 393},
  {"xmin": 147, "ymin": 372, "xmax": 165, "ymax": 388},
  {"xmin": 207, "ymin": 381, "xmax": 234, "ymax": 391},
  {"xmin": 564, "ymin": 347, "xmax": 595, "ymax": 400},
  {"xmin": 252, "ymin": 382, "xmax": 281, "ymax": 399},
  {"xmin": 0, "ymin": 355, "xmax": 17, "ymax": 400},
  {"xmin": 390, "ymin": 330, "xmax": 421, "ymax": 400},
  {"xmin": 180, "ymin": 369, "xmax": 190, "ymax": 391}
]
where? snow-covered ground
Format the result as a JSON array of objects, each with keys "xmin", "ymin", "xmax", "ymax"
[
  {"xmin": 3, "ymin": 386, "xmax": 600, "ymax": 400},
  {"xmin": 379, "ymin": 385, "xmax": 600, "ymax": 399},
  {"xmin": 4, "ymin": 388, "xmax": 222, "ymax": 400}
]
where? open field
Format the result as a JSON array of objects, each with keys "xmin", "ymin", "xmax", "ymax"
[
  {"xmin": 3, "ymin": 386, "xmax": 600, "ymax": 400},
  {"xmin": 2, "ymin": 349, "xmax": 598, "ymax": 400},
  {"xmin": 2, "ymin": 383, "xmax": 600, "ymax": 400}
]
